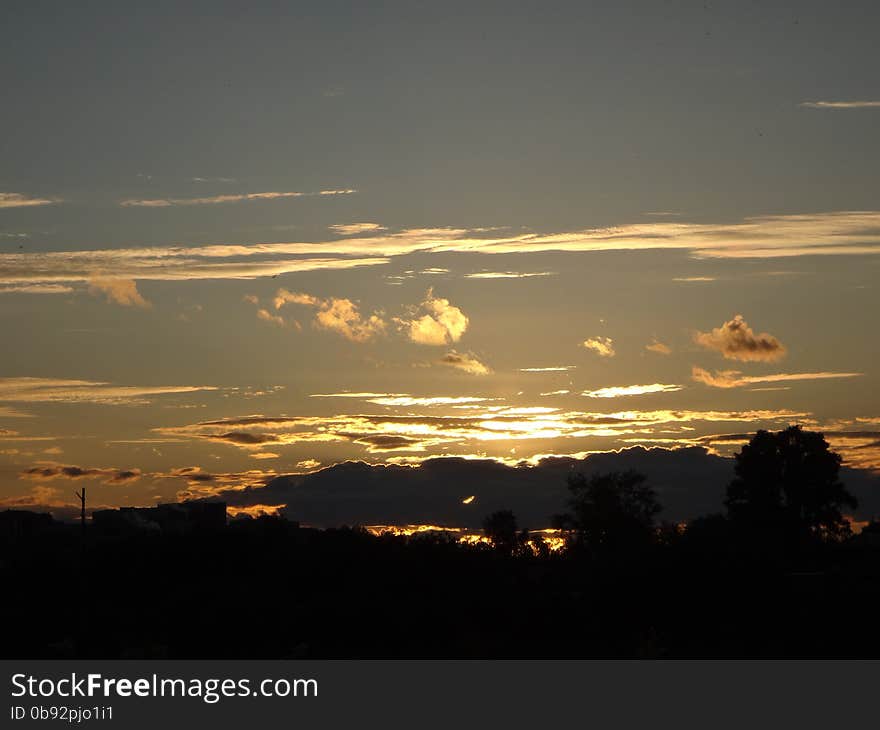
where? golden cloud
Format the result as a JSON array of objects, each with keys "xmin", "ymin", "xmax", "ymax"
[
  {"xmin": 399, "ymin": 289, "xmax": 469, "ymax": 346},
  {"xmin": 691, "ymin": 367, "xmax": 862, "ymax": 389},
  {"xmin": 330, "ymin": 222, "xmax": 387, "ymax": 235},
  {"xmin": 582, "ymin": 337, "xmax": 615, "ymax": 357},
  {"xmin": 645, "ymin": 339, "xmax": 672, "ymax": 355},
  {"xmin": 582, "ymin": 383, "xmax": 682, "ymax": 398},
  {"xmin": 437, "ymin": 351, "xmax": 491, "ymax": 375},
  {"xmin": 694, "ymin": 315, "xmax": 786, "ymax": 362},
  {"xmin": 5, "ymin": 211, "xmax": 880, "ymax": 295},
  {"xmin": 0, "ymin": 377, "xmax": 217, "ymax": 405},
  {"xmin": 273, "ymin": 289, "xmax": 385, "ymax": 342},
  {"xmin": 88, "ymin": 278, "xmax": 151, "ymax": 308},
  {"xmin": 0, "ymin": 192, "xmax": 59, "ymax": 208},
  {"xmin": 156, "ymin": 406, "xmax": 809, "ymax": 457}
]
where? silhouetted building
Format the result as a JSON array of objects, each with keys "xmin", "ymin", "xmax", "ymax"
[
  {"xmin": 0, "ymin": 510, "xmax": 55, "ymax": 541},
  {"xmin": 92, "ymin": 502, "xmax": 226, "ymax": 536}
]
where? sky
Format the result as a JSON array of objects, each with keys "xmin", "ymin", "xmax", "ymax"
[{"xmin": 1, "ymin": 0, "xmax": 878, "ymax": 523}]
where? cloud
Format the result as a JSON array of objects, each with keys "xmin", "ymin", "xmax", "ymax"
[
  {"xmin": 582, "ymin": 337, "xmax": 615, "ymax": 357},
  {"xmin": 0, "ymin": 192, "xmax": 58, "ymax": 208},
  {"xmin": 191, "ymin": 447, "xmax": 748, "ymax": 527},
  {"xmin": 519, "ymin": 366, "xmax": 576, "ymax": 372},
  {"xmin": 157, "ymin": 406, "xmax": 809, "ymax": 458},
  {"xmin": 673, "ymin": 276, "xmax": 716, "ymax": 282},
  {"xmin": 7, "ymin": 210, "xmax": 880, "ymax": 293},
  {"xmin": 227, "ymin": 504, "xmax": 287, "ymax": 518},
  {"xmin": 349, "ymin": 434, "xmax": 429, "ymax": 452},
  {"xmin": 384, "ymin": 267, "xmax": 451, "ymax": 284},
  {"xmin": 330, "ymin": 222, "xmax": 387, "ymax": 235},
  {"xmin": 273, "ymin": 289, "xmax": 321, "ymax": 309},
  {"xmin": 273, "ymin": 289, "xmax": 385, "ymax": 342},
  {"xmin": 20, "ymin": 463, "xmax": 142, "ymax": 485},
  {"xmin": 691, "ymin": 367, "xmax": 862, "ymax": 389},
  {"xmin": 0, "ymin": 284, "xmax": 74, "ymax": 295},
  {"xmin": 437, "ymin": 352, "xmax": 491, "ymax": 375},
  {"xmin": 311, "ymin": 393, "xmax": 492, "ymax": 406},
  {"xmin": 399, "ymin": 289, "xmax": 468, "ymax": 346},
  {"xmin": 206, "ymin": 431, "xmax": 282, "ymax": 446},
  {"xmin": 694, "ymin": 315, "xmax": 786, "ymax": 362},
  {"xmin": 119, "ymin": 189, "xmax": 356, "ymax": 207},
  {"xmin": 800, "ymin": 100, "xmax": 880, "ymax": 109},
  {"xmin": 692, "ymin": 424, "xmax": 880, "ymax": 477},
  {"xmin": 315, "ymin": 300, "xmax": 385, "ymax": 342},
  {"xmin": 464, "ymin": 271, "xmax": 556, "ymax": 279},
  {"xmin": 0, "ymin": 377, "xmax": 216, "ymax": 405},
  {"xmin": 88, "ymin": 278, "xmax": 151, "ymax": 308},
  {"xmin": 582, "ymin": 383, "xmax": 682, "ymax": 398},
  {"xmin": 158, "ymin": 467, "xmax": 278, "ymax": 499},
  {"xmin": 645, "ymin": 339, "xmax": 672, "ymax": 355},
  {"xmin": 0, "ymin": 486, "xmax": 117, "ymax": 519},
  {"xmin": 242, "ymin": 294, "xmax": 259, "ymax": 305},
  {"xmin": 256, "ymin": 308, "xmax": 286, "ymax": 327},
  {"xmin": 0, "ymin": 245, "xmax": 389, "ymax": 286}
]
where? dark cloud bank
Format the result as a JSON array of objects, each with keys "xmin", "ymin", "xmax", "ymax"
[{"xmin": 210, "ymin": 446, "xmax": 880, "ymax": 528}]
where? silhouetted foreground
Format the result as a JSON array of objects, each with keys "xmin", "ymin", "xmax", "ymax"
[
  {"xmin": 3, "ymin": 514, "xmax": 880, "ymax": 659},
  {"xmin": 3, "ymin": 427, "xmax": 880, "ymax": 659}
]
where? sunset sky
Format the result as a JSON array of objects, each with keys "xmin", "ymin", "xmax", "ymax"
[{"xmin": 2, "ymin": 1, "xmax": 878, "ymax": 521}]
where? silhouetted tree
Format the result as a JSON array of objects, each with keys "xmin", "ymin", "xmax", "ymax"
[
  {"xmin": 725, "ymin": 426, "xmax": 857, "ymax": 540},
  {"xmin": 482, "ymin": 510, "xmax": 519, "ymax": 554},
  {"xmin": 555, "ymin": 470, "xmax": 661, "ymax": 554}
]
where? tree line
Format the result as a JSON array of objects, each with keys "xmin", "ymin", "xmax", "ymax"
[{"xmin": 481, "ymin": 426, "xmax": 861, "ymax": 556}]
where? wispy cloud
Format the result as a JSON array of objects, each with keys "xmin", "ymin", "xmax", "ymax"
[
  {"xmin": 800, "ymin": 100, "xmax": 880, "ymax": 109},
  {"xmin": 0, "ymin": 246, "xmax": 388, "ymax": 286},
  {"xmin": 464, "ymin": 271, "xmax": 556, "ymax": 279},
  {"xmin": 691, "ymin": 367, "xmax": 862, "ymax": 389},
  {"xmin": 256, "ymin": 308, "xmax": 287, "ymax": 327},
  {"xmin": 311, "ymin": 393, "xmax": 493, "ymax": 406},
  {"xmin": 330, "ymin": 222, "xmax": 387, "ymax": 235},
  {"xmin": 582, "ymin": 383, "xmax": 682, "ymax": 398},
  {"xmin": 519, "ymin": 366, "xmax": 576, "ymax": 372},
  {"xmin": 0, "ymin": 377, "xmax": 217, "ymax": 405},
  {"xmin": 645, "ymin": 339, "xmax": 672, "ymax": 355},
  {"xmin": 0, "ymin": 284, "xmax": 74, "ymax": 295},
  {"xmin": 6, "ymin": 211, "xmax": 880, "ymax": 291},
  {"xmin": 582, "ymin": 337, "xmax": 615, "ymax": 357},
  {"xmin": 437, "ymin": 351, "xmax": 491, "ymax": 375},
  {"xmin": 694, "ymin": 315, "xmax": 786, "ymax": 362},
  {"xmin": 21, "ymin": 463, "xmax": 142, "ymax": 485},
  {"xmin": 157, "ymin": 406, "xmax": 810, "ymax": 457},
  {"xmin": 0, "ymin": 192, "xmax": 59, "ymax": 209},
  {"xmin": 119, "ymin": 189, "xmax": 356, "ymax": 207}
]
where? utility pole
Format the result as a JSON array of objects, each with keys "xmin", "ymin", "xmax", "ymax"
[
  {"xmin": 73, "ymin": 487, "xmax": 86, "ymax": 656},
  {"xmin": 74, "ymin": 487, "xmax": 86, "ymax": 538}
]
